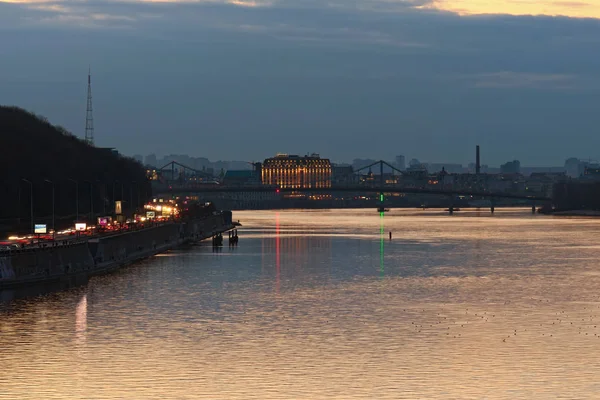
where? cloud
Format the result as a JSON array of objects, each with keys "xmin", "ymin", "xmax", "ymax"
[
  {"xmin": 429, "ymin": 0, "xmax": 600, "ymax": 18},
  {"xmin": 469, "ymin": 72, "xmax": 577, "ymax": 90},
  {"xmin": 1, "ymin": 0, "xmax": 600, "ymax": 164}
]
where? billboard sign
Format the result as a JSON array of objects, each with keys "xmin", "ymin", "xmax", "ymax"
[
  {"xmin": 34, "ymin": 224, "xmax": 47, "ymax": 234},
  {"xmin": 97, "ymin": 216, "xmax": 112, "ymax": 226},
  {"xmin": 115, "ymin": 201, "xmax": 122, "ymax": 215},
  {"xmin": 146, "ymin": 211, "xmax": 156, "ymax": 219},
  {"xmin": 75, "ymin": 223, "xmax": 87, "ymax": 231}
]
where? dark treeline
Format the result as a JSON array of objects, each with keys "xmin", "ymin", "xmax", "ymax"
[
  {"xmin": 553, "ymin": 182, "xmax": 600, "ymax": 211},
  {"xmin": 0, "ymin": 106, "xmax": 151, "ymax": 234}
]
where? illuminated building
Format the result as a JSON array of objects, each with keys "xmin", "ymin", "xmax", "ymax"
[
  {"xmin": 261, "ymin": 153, "xmax": 332, "ymax": 189},
  {"xmin": 146, "ymin": 169, "xmax": 158, "ymax": 180}
]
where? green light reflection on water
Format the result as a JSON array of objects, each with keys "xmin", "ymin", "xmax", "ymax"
[{"xmin": 380, "ymin": 211, "xmax": 384, "ymax": 277}]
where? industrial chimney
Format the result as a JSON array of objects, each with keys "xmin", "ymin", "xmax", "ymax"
[{"xmin": 476, "ymin": 145, "xmax": 481, "ymax": 175}]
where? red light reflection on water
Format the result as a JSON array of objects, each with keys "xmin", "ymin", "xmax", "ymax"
[{"xmin": 275, "ymin": 212, "xmax": 280, "ymax": 294}]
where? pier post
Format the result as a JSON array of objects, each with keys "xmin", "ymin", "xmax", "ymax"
[
  {"xmin": 448, "ymin": 195, "xmax": 454, "ymax": 215},
  {"xmin": 490, "ymin": 198, "xmax": 495, "ymax": 214},
  {"xmin": 532, "ymin": 203, "xmax": 536, "ymax": 214}
]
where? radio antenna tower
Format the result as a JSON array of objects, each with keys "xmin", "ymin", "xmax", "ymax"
[{"xmin": 85, "ymin": 67, "xmax": 95, "ymax": 146}]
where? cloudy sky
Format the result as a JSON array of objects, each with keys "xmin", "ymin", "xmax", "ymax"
[{"xmin": 1, "ymin": 0, "xmax": 599, "ymax": 166}]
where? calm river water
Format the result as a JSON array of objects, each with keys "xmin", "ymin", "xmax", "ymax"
[{"xmin": 2, "ymin": 209, "xmax": 600, "ymax": 399}]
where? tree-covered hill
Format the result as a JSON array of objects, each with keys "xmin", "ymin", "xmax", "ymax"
[{"xmin": 0, "ymin": 106, "xmax": 150, "ymax": 234}]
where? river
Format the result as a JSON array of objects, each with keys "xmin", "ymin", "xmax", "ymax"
[{"xmin": 1, "ymin": 209, "xmax": 600, "ymax": 399}]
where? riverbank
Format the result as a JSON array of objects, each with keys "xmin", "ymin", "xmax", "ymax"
[
  {"xmin": 0, "ymin": 212, "xmax": 235, "ymax": 291},
  {"xmin": 545, "ymin": 210, "xmax": 600, "ymax": 217}
]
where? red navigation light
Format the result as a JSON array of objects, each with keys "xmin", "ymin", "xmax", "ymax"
[{"xmin": 276, "ymin": 189, "xmax": 280, "ymax": 193}]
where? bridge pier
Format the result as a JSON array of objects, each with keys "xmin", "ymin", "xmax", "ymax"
[
  {"xmin": 448, "ymin": 195, "xmax": 454, "ymax": 215},
  {"xmin": 490, "ymin": 198, "xmax": 495, "ymax": 214}
]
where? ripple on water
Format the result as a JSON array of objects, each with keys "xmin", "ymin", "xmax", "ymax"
[{"xmin": 1, "ymin": 209, "xmax": 600, "ymax": 399}]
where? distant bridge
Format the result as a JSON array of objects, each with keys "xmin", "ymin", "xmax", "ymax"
[{"xmin": 155, "ymin": 184, "xmax": 551, "ymax": 202}]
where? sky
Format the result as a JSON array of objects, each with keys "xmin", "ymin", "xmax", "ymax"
[{"xmin": 1, "ymin": 0, "xmax": 600, "ymax": 166}]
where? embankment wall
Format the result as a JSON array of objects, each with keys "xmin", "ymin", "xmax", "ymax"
[
  {"xmin": 0, "ymin": 242, "xmax": 94, "ymax": 282},
  {"xmin": 0, "ymin": 215, "xmax": 233, "ymax": 287},
  {"xmin": 90, "ymin": 223, "xmax": 182, "ymax": 264}
]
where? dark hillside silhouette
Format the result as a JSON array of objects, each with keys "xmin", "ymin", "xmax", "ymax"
[{"xmin": 0, "ymin": 106, "xmax": 150, "ymax": 235}]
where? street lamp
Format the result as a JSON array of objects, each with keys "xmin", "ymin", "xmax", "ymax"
[
  {"xmin": 84, "ymin": 181, "xmax": 93, "ymax": 223},
  {"xmin": 68, "ymin": 178, "xmax": 79, "ymax": 222},
  {"xmin": 112, "ymin": 180, "xmax": 120, "ymax": 213},
  {"xmin": 133, "ymin": 181, "xmax": 139, "ymax": 210},
  {"xmin": 44, "ymin": 179, "xmax": 55, "ymax": 239},
  {"xmin": 21, "ymin": 178, "xmax": 33, "ymax": 234},
  {"xmin": 97, "ymin": 180, "xmax": 105, "ymax": 215},
  {"xmin": 129, "ymin": 181, "xmax": 135, "ymax": 215},
  {"xmin": 103, "ymin": 182, "xmax": 107, "ymax": 215},
  {"xmin": 112, "ymin": 181, "xmax": 117, "ymax": 209}
]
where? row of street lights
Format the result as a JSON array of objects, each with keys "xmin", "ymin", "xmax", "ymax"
[{"xmin": 19, "ymin": 179, "xmax": 145, "ymax": 236}]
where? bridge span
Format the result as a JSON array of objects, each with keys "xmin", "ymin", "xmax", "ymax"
[{"xmin": 155, "ymin": 184, "xmax": 551, "ymax": 202}]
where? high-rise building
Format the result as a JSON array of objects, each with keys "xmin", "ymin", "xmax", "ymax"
[
  {"xmin": 262, "ymin": 153, "xmax": 332, "ymax": 189},
  {"xmin": 145, "ymin": 154, "xmax": 157, "ymax": 167},
  {"xmin": 500, "ymin": 160, "xmax": 521, "ymax": 174},
  {"xmin": 395, "ymin": 155, "xmax": 406, "ymax": 170}
]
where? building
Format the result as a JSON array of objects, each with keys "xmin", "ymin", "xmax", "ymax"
[
  {"xmin": 98, "ymin": 147, "xmax": 119, "ymax": 156},
  {"xmin": 395, "ymin": 155, "xmax": 406, "ymax": 170},
  {"xmin": 261, "ymin": 153, "xmax": 332, "ymax": 189},
  {"xmin": 582, "ymin": 166, "xmax": 600, "ymax": 181},
  {"xmin": 145, "ymin": 154, "xmax": 157, "ymax": 167},
  {"xmin": 564, "ymin": 158, "xmax": 599, "ymax": 179},
  {"xmin": 332, "ymin": 164, "xmax": 354, "ymax": 185},
  {"xmin": 500, "ymin": 160, "xmax": 521, "ymax": 174},
  {"xmin": 425, "ymin": 163, "xmax": 463, "ymax": 174},
  {"xmin": 223, "ymin": 170, "xmax": 260, "ymax": 186}
]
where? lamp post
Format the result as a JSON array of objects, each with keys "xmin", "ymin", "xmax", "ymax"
[
  {"xmin": 17, "ymin": 184, "xmax": 21, "ymax": 225},
  {"xmin": 102, "ymin": 181, "xmax": 106, "ymax": 215},
  {"xmin": 133, "ymin": 181, "xmax": 139, "ymax": 210},
  {"xmin": 44, "ymin": 179, "xmax": 55, "ymax": 239},
  {"xmin": 85, "ymin": 181, "xmax": 93, "ymax": 224},
  {"xmin": 68, "ymin": 178, "xmax": 79, "ymax": 222},
  {"xmin": 21, "ymin": 179, "xmax": 33, "ymax": 234},
  {"xmin": 112, "ymin": 180, "xmax": 122, "ymax": 214},
  {"xmin": 129, "ymin": 181, "xmax": 134, "ymax": 216},
  {"xmin": 112, "ymin": 181, "xmax": 117, "ymax": 211}
]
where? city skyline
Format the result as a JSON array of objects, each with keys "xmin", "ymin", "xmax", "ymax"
[
  {"xmin": 1, "ymin": 0, "xmax": 600, "ymax": 165},
  {"xmin": 136, "ymin": 151, "xmax": 594, "ymax": 170}
]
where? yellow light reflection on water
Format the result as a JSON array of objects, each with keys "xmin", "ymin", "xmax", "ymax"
[{"xmin": 427, "ymin": 0, "xmax": 600, "ymax": 19}]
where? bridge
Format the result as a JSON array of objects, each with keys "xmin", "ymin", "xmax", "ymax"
[
  {"xmin": 155, "ymin": 184, "xmax": 550, "ymax": 202},
  {"xmin": 152, "ymin": 159, "xmax": 553, "ymax": 213},
  {"xmin": 156, "ymin": 161, "xmax": 216, "ymax": 181}
]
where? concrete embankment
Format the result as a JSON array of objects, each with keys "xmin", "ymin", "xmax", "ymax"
[
  {"xmin": 0, "ymin": 213, "xmax": 234, "ymax": 290},
  {"xmin": 89, "ymin": 222, "xmax": 182, "ymax": 265},
  {"xmin": 0, "ymin": 241, "xmax": 94, "ymax": 286}
]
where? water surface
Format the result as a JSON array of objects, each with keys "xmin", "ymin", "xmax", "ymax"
[{"xmin": 2, "ymin": 209, "xmax": 600, "ymax": 399}]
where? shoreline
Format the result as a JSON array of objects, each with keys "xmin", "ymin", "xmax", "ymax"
[
  {"xmin": 543, "ymin": 210, "xmax": 600, "ymax": 217},
  {"xmin": 0, "ymin": 213, "xmax": 236, "ymax": 292}
]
